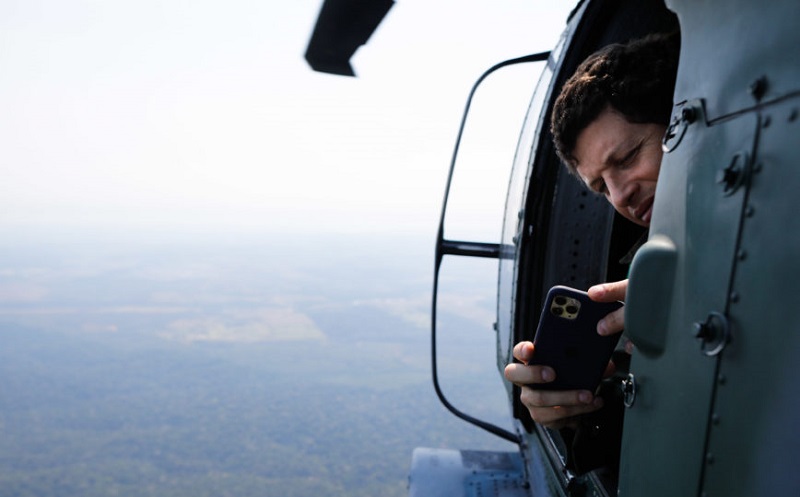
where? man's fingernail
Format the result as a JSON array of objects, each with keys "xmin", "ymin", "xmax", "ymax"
[
  {"xmin": 593, "ymin": 397, "xmax": 605, "ymax": 408},
  {"xmin": 579, "ymin": 392, "xmax": 593, "ymax": 404},
  {"xmin": 541, "ymin": 368, "xmax": 555, "ymax": 382},
  {"xmin": 597, "ymin": 321, "xmax": 608, "ymax": 336},
  {"xmin": 625, "ymin": 341, "xmax": 635, "ymax": 354}
]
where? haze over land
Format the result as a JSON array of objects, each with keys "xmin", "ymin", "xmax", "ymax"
[
  {"xmin": 0, "ymin": 234, "xmax": 513, "ymax": 496},
  {"xmin": 0, "ymin": 1, "xmax": 575, "ymax": 494}
]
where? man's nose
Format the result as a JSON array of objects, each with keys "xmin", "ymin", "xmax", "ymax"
[{"xmin": 606, "ymin": 175, "xmax": 636, "ymax": 209}]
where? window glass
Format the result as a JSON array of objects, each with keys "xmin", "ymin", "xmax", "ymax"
[{"xmin": 497, "ymin": 33, "xmax": 566, "ymax": 366}]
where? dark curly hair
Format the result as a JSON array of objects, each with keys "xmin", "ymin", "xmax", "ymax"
[{"xmin": 550, "ymin": 31, "xmax": 680, "ymax": 173}]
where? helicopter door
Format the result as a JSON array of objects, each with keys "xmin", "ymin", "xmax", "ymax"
[
  {"xmin": 620, "ymin": 0, "xmax": 800, "ymax": 494},
  {"xmin": 620, "ymin": 99, "xmax": 759, "ymax": 497},
  {"xmin": 698, "ymin": 95, "xmax": 800, "ymax": 497}
]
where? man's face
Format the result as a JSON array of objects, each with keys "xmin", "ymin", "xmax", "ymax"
[{"xmin": 572, "ymin": 107, "xmax": 666, "ymax": 227}]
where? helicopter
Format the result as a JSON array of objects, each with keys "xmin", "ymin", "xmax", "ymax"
[{"xmin": 305, "ymin": 0, "xmax": 800, "ymax": 495}]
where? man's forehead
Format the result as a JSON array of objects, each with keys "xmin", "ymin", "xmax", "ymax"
[
  {"xmin": 571, "ymin": 110, "xmax": 642, "ymax": 183},
  {"xmin": 572, "ymin": 113, "xmax": 618, "ymax": 162},
  {"xmin": 572, "ymin": 139, "xmax": 614, "ymax": 186}
]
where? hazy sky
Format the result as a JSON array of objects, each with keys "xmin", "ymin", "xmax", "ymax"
[{"xmin": 1, "ymin": 0, "xmax": 574, "ymax": 241}]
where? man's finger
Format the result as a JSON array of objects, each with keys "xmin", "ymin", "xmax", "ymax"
[
  {"xmin": 597, "ymin": 307, "xmax": 625, "ymax": 336},
  {"xmin": 512, "ymin": 341, "xmax": 535, "ymax": 362},
  {"xmin": 589, "ymin": 278, "xmax": 628, "ymax": 302},
  {"xmin": 504, "ymin": 363, "xmax": 555, "ymax": 385},
  {"xmin": 520, "ymin": 387, "xmax": 595, "ymax": 408}
]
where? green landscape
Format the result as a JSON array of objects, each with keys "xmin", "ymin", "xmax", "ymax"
[{"xmin": 0, "ymin": 236, "xmax": 514, "ymax": 496}]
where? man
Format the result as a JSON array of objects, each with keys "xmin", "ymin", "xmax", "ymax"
[{"xmin": 504, "ymin": 32, "xmax": 680, "ymax": 432}]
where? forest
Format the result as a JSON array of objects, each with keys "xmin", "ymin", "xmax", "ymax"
[{"xmin": 0, "ymin": 237, "xmax": 513, "ymax": 496}]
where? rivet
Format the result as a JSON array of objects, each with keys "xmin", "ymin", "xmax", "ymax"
[
  {"xmin": 712, "ymin": 413, "xmax": 721, "ymax": 425},
  {"xmin": 730, "ymin": 292, "xmax": 740, "ymax": 303},
  {"xmin": 706, "ymin": 453, "xmax": 715, "ymax": 465},
  {"xmin": 718, "ymin": 374, "xmax": 727, "ymax": 385},
  {"xmin": 753, "ymin": 162, "xmax": 763, "ymax": 173},
  {"xmin": 749, "ymin": 76, "xmax": 768, "ymax": 101},
  {"xmin": 738, "ymin": 250, "xmax": 747, "ymax": 261},
  {"xmin": 745, "ymin": 205, "xmax": 755, "ymax": 217},
  {"xmin": 763, "ymin": 115, "xmax": 772, "ymax": 128},
  {"xmin": 789, "ymin": 109, "xmax": 798, "ymax": 122}
]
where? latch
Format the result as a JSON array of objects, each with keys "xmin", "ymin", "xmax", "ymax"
[
  {"xmin": 693, "ymin": 311, "xmax": 731, "ymax": 357},
  {"xmin": 662, "ymin": 102, "xmax": 700, "ymax": 153},
  {"xmin": 621, "ymin": 373, "xmax": 636, "ymax": 408}
]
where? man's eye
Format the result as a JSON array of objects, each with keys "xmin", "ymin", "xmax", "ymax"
[
  {"xmin": 620, "ymin": 146, "xmax": 640, "ymax": 167},
  {"xmin": 592, "ymin": 180, "xmax": 607, "ymax": 195}
]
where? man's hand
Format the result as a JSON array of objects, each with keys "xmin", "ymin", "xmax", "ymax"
[
  {"xmin": 504, "ymin": 341, "xmax": 604, "ymax": 429},
  {"xmin": 589, "ymin": 279, "xmax": 627, "ymax": 336},
  {"xmin": 506, "ymin": 279, "xmax": 633, "ymax": 429}
]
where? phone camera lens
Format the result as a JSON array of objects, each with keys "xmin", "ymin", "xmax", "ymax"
[
  {"xmin": 566, "ymin": 305, "xmax": 578, "ymax": 315},
  {"xmin": 552, "ymin": 307, "xmax": 563, "ymax": 316},
  {"xmin": 555, "ymin": 296, "xmax": 567, "ymax": 306}
]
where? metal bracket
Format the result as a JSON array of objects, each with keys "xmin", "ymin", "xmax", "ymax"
[{"xmin": 662, "ymin": 105, "xmax": 698, "ymax": 153}]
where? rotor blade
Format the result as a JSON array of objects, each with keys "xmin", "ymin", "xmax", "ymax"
[{"xmin": 304, "ymin": 0, "xmax": 395, "ymax": 76}]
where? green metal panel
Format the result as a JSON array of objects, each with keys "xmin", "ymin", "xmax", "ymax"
[
  {"xmin": 622, "ymin": 0, "xmax": 800, "ymax": 495},
  {"xmin": 667, "ymin": 0, "xmax": 800, "ymax": 122},
  {"xmin": 701, "ymin": 98, "xmax": 800, "ymax": 497},
  {"xmin": 621, "ymin": 101, "xmax": 758, "ymax": 497}
]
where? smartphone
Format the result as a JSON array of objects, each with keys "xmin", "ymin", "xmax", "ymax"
[{"xmin": 528, "ymin": 285, "xmax": 623, "ymax": 391}]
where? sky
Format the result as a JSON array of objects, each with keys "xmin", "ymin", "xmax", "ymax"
[{"xmin": 1, "ymin": 0, "xmax": 575, "ymax": 242}]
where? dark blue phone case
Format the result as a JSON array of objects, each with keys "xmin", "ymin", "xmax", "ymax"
[{"xmin": 528, "ymin": 285, "xmax": 623, "ymax": 391}]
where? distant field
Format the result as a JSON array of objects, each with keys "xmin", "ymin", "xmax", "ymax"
[{"xmin": 0, "ymin": 236, "xmax": 514, "ymax": 496}]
